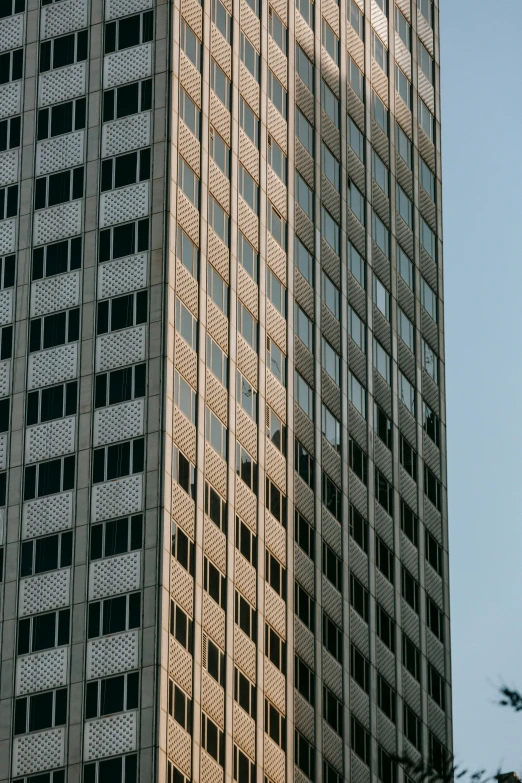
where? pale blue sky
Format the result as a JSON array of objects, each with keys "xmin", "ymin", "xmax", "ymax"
[{"xmin": 442, "ymin": 0, "xmax": 522, "ymax": 772}]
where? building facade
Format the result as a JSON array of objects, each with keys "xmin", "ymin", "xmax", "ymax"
[{"xmin": 0, "ymin": 0, "xmax": 451, "ymax": 780}]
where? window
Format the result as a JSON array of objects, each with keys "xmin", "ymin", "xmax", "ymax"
[
  {"xmin": 374, "ymin": 0, "xmax": 387, "ymax": 12},
  {"xmin": 90, "ymin": 515, "xmax": 143, "ymax": 561},
  {"xmin": 178, "ymin": 157, "xmax": 199, "ymax": 206},
  {"xmin": 236, "ymin": 443, "xmax": 258, "ymax": 494},
  {"xmin": 296, "ymin": 44, "xmax": 314, "ymax": 91},
  {"xmin": 236, "ymin": 516, "xmax": 257, "ymax": 565},
  {"xmin": 268, "ymin": 136, "xmax": 287, "ymax": 184},
  {"xmin": 210, "ymin": 128, "xmax": 230, "ymax": 177},
  {"xmin": 398, "ymin": 308, "xmax": 414, "ymax": 352},
  {"xmin": 172, "ymin": 445, "xmax": 196, "ymax": 499},
  {"xmin": 398, "ymin": 245, "xmax": 413, "ymax": 289},
  {"xmin": 295, "ymin": 372, "xmax": 313, "ymax": 418},
  {"xmin": 322, "ymin": 405, "xmax": 341, "ymax": 452},
  {"xmin": 421, "ymin": 278, "xmax": 437, "ymax": 322},
  {"xmin": 266, "ymin": 549, "xmax": 286, "ymax": 599},
  {"xmin": 420, "ymin": 158, "xmax": 435, "ymax": 200},
  {"xmin": 206, "ymin": 407, "xmax": 227, "ymax": 459},
  {"xmin": 168, "ymin": 681, "xmax": 192, "ymax": 732},
  {"xmin": 268, "ymin": 70, "xmax": 287, "ymax": 118},
  {"xmin": 427, "ymin": 596, "xmax": 444, "ymax": 641},
  {"xmin": 37, "ymin": 98, "xmax": 85, "ymax": 141},
  {"xmin": 239, "ymin": 103, "xmax": 259, "ymax": 153},
  {"xmin": 34, "ymin": 167, "xmax": 83, "ymax": 210},
  {"xmin": 0, "ymin": 325, "xmax": 12, "ymax": 362},
  {"xmin": 420, "ymin": 216, "xmax": 436, "ymax": 260},
  {"xmin": 320, "ymin": 207, "xmax": 339, "ymax": 254},
  {"xmin": 348, "ymin": 372, "xmax": 366, "ymax": 418},
  {"xmin": 396, "ymin": 184, "xmax": 413, "ymax": 228},
  {"xmin": 418, "ymin": 40, "xmax": 434, "ymax": 83},
  {"xmin": 295, "ymin": 733, "xmax": 315, "ymax": 780},
  {"xmin": 351, "ymin": 716, "xmax": 370, "ymax": 763},
  {"xmin": 266, "ymin": 623, "xmax": 286, "ymax": 672},
  {"xmin": 372, "ymin": 30, "xmax": 388, "ymax": 74},
  {"xmin": 176, "ymin": 226, "xmax": 198, "ymax": 277},
  {"xmin": 207, "ymin": 336, "xmax": 227, "ymax": 386},
  {"xmin": 401, "ymin": 500, "xmax": 418, "ymax": 546},
  {"xmin": 295, "ymin": 511, "xmax": 315, "ymax": 560},
  {"xmin": 324, "ymin": 762, "xmax": 342, "ymax": 783},
  {"xmin": 422, "ymin": 339, "xmax": 438, "ymax": 384},
  {"xmin": 100, "ymin": 149, "xmax": 150, "ymax": 194},
  {"xmin": 208, "ymin": 265, "xmax": 228, "ymax": 315},
  {"xmin": 322, "ymin": 273, "xmax": 340, "ymax": 320},
  {"xmin": 374, "ymin": 402, "xmax": 392, "ymax": 449},
  {"xmin": 212, "ymin": 0, "xmax": 231, "ymax": 42},
  {"xmin": 376, "ymin": 536, "xmax": 394, "ymax": 583},
  {"xmin": 14, "ymin": 688, "xmax": 67, "ymax": 735},
  {"xmin": 324, "ymin": 687, "xmax": 342, "ymax": 735},
  {"xmin": 267, "ymin": 268, "xmax": 286, "ymax": 317},
  {"xmin": 296, "ymin": 107, "xmax": 314, "ymax": 155},
  {"xmin": 88, "ymin": 592, "xmax": 141, "ymax": 639},
  {"xmin": 348, "ymin": 181, "xmax": 365, "ymax": 224},
  {"xmin": 395, "ymin": 7, "xmax": 411, "ymax": 49},
  {"xmin": 400, "ymin": 435, "xmax": 417, "ymax": 481},
  {"xmin": 266, "ymin": 477, "xmax": 287, "ymax": 525},
  {"xmin": 296, "ymin": 0, "xmax": 314, "ymax": 29},
  {"xmin": 234, "ymin": 667, "xmax": 256, "ymax": 717},
  {"xmin": 20, "ymin": 530, "xmax": 72, "ymax": 578},
  {"xmin": 204, "ymin": 556, "xmax": 226, "ymax": 609},
  {"xmin": 295, "ymin": 236, "xmax": 313, "ymax": 284},
  {"xmin": 419, "ymin": 0, "xmax": 434, "ymax": 27},
  {"xmin": 323, "ymin": 472, "xmax": 341, "ymax": 521},
  {"xmin": 174, "ymin": 370, "xmax": 196, "ymax": 424},
  {"xmin": 322, "ymin": 144, "xmax": 340, "ymax": 191},
  {"xmin": 348, "ymin": 55, "xmax": 364, "ymax": 99},
  {"xmin": 350, "ymin": 573, "xmax": 368, "ymax": 621},
  {"xmin": 423, "ymin": 401, "xmax": 440, "ymax": 447},
  {"xmin": 372, "ymin": 211, "xmax": 389, "ymax": 256},
  {"xmin": 85, "ymin": 755, "xmax": 139, "ymax": 783},
  {"xmin": 373, "ymin": 338, "xmax": 390, "ymax": 383},
  {"xmin": 348, "ymin": 307, "xmax": 365, "ymax": 353},
  {"xmin": 349, "ymin": 504, "xmax": 368, "ymax": 553},
  {"xmin": 375, "ymin": 468, "xmax": 393, "ymax": 516},
  {"xmin": 295, "ymin": 655, "xmax": 315, "ymax": 705},
  {"xmin": 372, "ymin": 90, "xmax": 388, "ymax": 134},
  {"xmin": 240, "ymin": 32, "xmax": 260, "ymax": 81},
  {"xmin": 378, "ymin": 675, "xmax": 396, "ymax": 722},
  {"xmin": 371, "ymin": 151, "xmax": 388, "ymax": 195},
  {"xmin": 395, "ymin": 65, "xmax": 411, "ymax": 107},
  {"xmin": 377, "ymin": 605, "xmax": 395, "ymax": 652},
  {"xmin": 211, "ymin": 59, "xmax": 231, "ymax": 107},
  {"xmin": 323, "ymin": 542, "xmax": 342, "ymax": 591},
  {"xmin": 428, "ymin": 664, "xmax": 445, "ymax": 710},
  {"xmin": 403, "ymin": 633, "xmax": 420, "ymax": 680},
  {"xmin": 378, "ymin": 747, "xmax": 397, "ymax": 783},
  {"xmin": 24, "ymin": 456, "xmax": 75, "ymax": 501},
  {"xmin": 351, "ymin": 644, "xmax": 369, "ymax": 693},
  {"xmin": 419, "ymin": 97, "xmax": 434, "ymax": 141},
  {"xmin": 323, "ymin": 612, "xmax": 342, "ymax": 662},
  {"xmin": 99, "ymin": 218, "xmax": 149, "ymax": 261},
  {"xmin": 205, "ymin": 483, "xmax": 227, "ymax": 533},
  {"xmin": 295, "ymin": 172, "xmax": 314, "ymax": 220},
  {"xmin": 244, "ymin": 0, "xmax": 259, "ymax": 16},
  {"xmin": 402, "ymin": 566, "xmax": 419, "ymax": 612},
  {"xmin": 92, "ymin": 438, "xmax": 144, "ymax": 484},
  {"xmin": 180, "ymin": 19, "xmax": 201, "ymax": 70},
  {"xmin": 269, "ymin": 7, "xmax": 287, "ymax": 53},
  {"xmin": 404, "ymin": 704, "xmax": 422, "ymax": 749},
  {"xmin": 102, "ymin": 78, "xmax": 152, "ymax": 121},
  {"xmin": 208, "ymin": 194, "xmax": 230, "ymax": 245},
  {"xmin": 176, "ymin": 298, "xmax": 197, "ymax": 350},
  {"xmin": 96, "ymin": 292, "xmax": 147, "ymax": 336},
  {"xmin": 0, "ymin": 0, "xmax": 24, "ymax": 17},
  {"xmin": 86, "ymin": 672, "xmax": 139, "ymax": 719},
  {"xmin": 322, "ymin": 338, "xmax": 340, "ymax": 384},
  {"xmin": 39, "ymin": 30, "xmax": 87, "ymax": 72},
  {"xmin": 201, "ymin": 713, "xmax": 225, "ymax": 766},
  {"xmin": 322, "ymin": 19, "xmax": 339, "ymax": 64},
  {"xmin": 235, "ymin": 370, "xmax": 256, "ymax": 420},
  {"xmin": 396, "ymin": 124, "xmax": 412, "ymax": 168},
  {"xmin": 426, "ymin": 529, "xmax": 443, "ymax": 576},
  {"xmin": 27, "ymin": 380, "xmax": 78, "ymax": 424},
  {"xmin": 348, "ymin": 0, "xmax": 363, "ymax": 39},
  {"xmin": 399, "ymin": 371, "xmax": 415, "ymax": 416},
  {"xmin": 321, "ymin": 80, "xmax": 339, "ymax": 127},
  {"xmin": 238, "ymin": 232, "xmax": 258, "ymax": 281},
  {"xmin": 295, "ymin": 440, "xmax": 314, "ymax": 488},
  {"xmin": 348, "ymin": 118, "xmax": 364, "ymax": 163},
  {"xmin": 104, "ymin": 10, "xmax": 153, "ymax": 53},
  {"xmin": 373, "ymin": 275, "xmax": 389, "ymax": 319},
  {"xmin": 295, "ymin": 305, "xmax": 313, "ymax": 351},
  {"xmin": 265, "ymin": 700, "xmax": 287, "ymax": 750},
  {"xmin": 237, "ymin": 301, "xmax": 257, "ymax": 350},
  {"xmin": 235, "ymin": 591, "xmax": 257, "ymax": 642},
  {"xmin": 0, "ymin": 115, "xmax": 20, "ymax": 152},
  {"xmin": 295, "ymin": 583, "xmax": 314, "ymax": 630},
  {"xmin": 349, "ymin": 438, "xmax": 367, "ymax": 484},
  {"xmin": 234, "ymin": 746, "xmax": 255, "ymax": 783},
  {"xmin": 266, "ymin": 337, "xmax": 286, "ymax": 385},
  {"xmin": 267, "ymin": 203, "xmax": 286, "ymax": 249},
  {"xmin": 347, "ymin": 245, "xmax": 364, "ymax": 292}
]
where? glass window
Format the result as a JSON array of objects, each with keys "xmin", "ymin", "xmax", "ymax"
[
  {"xmin": 373, "ymin": 275, "xmax": 389, "ymax": 319},
  {"xmin": 207, "ymin": 336, "xmax": 227, "ymax": 385},
  {"xmin": 269, "ymin": 7, "xmax": 287, "ymax": 53},
  {"xmin": 419, "ymin": 0, "xmax": 434, "ymax": 27},
  {"xmin": 240, "ymin": 97, "xmax": 259, "ymax": 147},
  {"xmin": 348, "ymin": 117, "xmax": 364, "ymax": 161},
  {"xmin": 239, "ymin": 163, "xmax": 258, "ymax": 213},
  {"xmin": 208, "ymin": 194, "xmax": 229, "ymax": 245},
  {"xmin": 176, "ymin": 227, "xmax": 198, "ymax": 277},
  {"xmin": 348, "ymin": 372, "xmax": 366, "ymax": 418},
  {"xmin": 321, "ymin": 81, "xmax": 339, "ymax": 127},
  {"xmin": 372, "ymin": 151, "xmax": 388, "ymax": 195},
  {"xmin": 238, "ymin": 232, "xmax": 258, "ymax": 282},
  {"xmin": 212, "ymin": 0, "xmax": 231, "ymax": 42},
  {"xmin": 268, "ymin": 203, "xmax": 286, "ymax": 250},
  {"xmin": 267, "ymin": 268, "xmax": 286, "ymax": 317},
  {"xmin": 396, "ymin": 184, "xmax": 412, "ymax": 228},
  {"xmin": 348, "ymin": 55, "xmax": 364, "ymax": 99},
  {"xmin": 395, "ymin": 7, "xmax": 411, "ymax": 49},
  {"xmin": 372, "ymin": 90, "xmax": 388, "ymax": 134},
  {"xmin": 321, "ymin": 207, "xmax": 339, "ymax": 254},
  {"xmin": 322, "ymin": 19, "xmax": 340, "ymax": 65},
  {"xmin": 180, "ymin": 20, "xmax": 201, "ymax": 70},
  {"xmin": 268, "ymin": 136, "xmax": 287, "ymax": 184},
  {"xmin": 237, "ymin": 370, "xmax": 257, "ymax": 420},
  {"xmin": 297, "ymin": 0, "xmax": 314, "ymax": 29},
  {"xmin": 349, "ymin": 242, "xmax": 365, "ymax": 288},
  {"xmin": 322, "ymin": 338, "xmax": 340, "ymax": 384},
  {"xmin": 322, "ymin": 405, "xmax": 341, "ymax": 451},
  {"xmin": 237, "ymin": 301, "xmax": 258, "ymax": 351},
  {"xmin": 420, "ymin": 217, "xmax": 436, "ymax": 259},
  {"xmin": 210, "ymin": 59, "xmax": 231, "ymax": 108},
  {"xmin": 296, "ymin": 108, "xmax": 313, "ymax": 154},
  {"xmin": 179, "ymin": 87, "xmax": 200, "ymax": 139},
  {"xmin": 207, "ymin": 265, "xmax": 228, "ymax": 315},
  {"xmin": 396, "ymin": 123, "xmax": 411, "ymax": 168},
  {"xmin": 348, "ymin": 0, "xmax": 363, "ymax": 39},
  {"xmin": 295, "ymin": 237, "xmax": 313, "ymax": 284},
  {"xmin": 268, "ymin": 70, "xmax": 287, "ymax": 118},
  {"xmin": 372, "ymin": 31, "xmax": 388, "ymax": 74},
  {"xmin": 398, "ymin": 308, "xmax": 414, "ymax": 351},
  {"xmin": 296, "ymin": 305, "xmax": 313, "ymax": 350},
  {"xmin": 295, "ymin": 172, "xmax": 314, "ymax": 220},
  {"xmin": 209, "ymin": 128, "xmax": 230, "ymax": 177},
  {"xmin": 267, "ymin": 338, "xmax": 286, "ymax": 385},
  {"xmin": 373, "ymin": 339, "xmax": 390, "ymax": 383},
  {"xmin": 421, "ymin": 278, "xmax": 437, "ymax": 322},
  {"xmin": 399, "ymin": 372, "xmax": 415, "ymax": 415},
  {"xmin": 240, "ymin": 32, "xmax": 260, "ymax": 81},
  {"xmin": 372, "ymin": 212, "xmax": 389, "ymax": 257},
  {"xmin": 395, "ymin": 65, "xmax": 411, "ymax": 108},
  {"xmin": 296, "ymin": 44, "xmax": 314, "ymax": 91},
  {"xmin": 398, "ymin": 245, "xmax": 413, "ymax": 289},
  {"xmin": 420, "ymin": 158, "xmax": 435, "ymax": 200},
  {"xmin": 418, "ymin": 40, "xmax": 434, "ymax": 84},
  {"xmin": 322, "ymin": 272, "xmax": 340, "ymax": 319},
  {"xmin": 348, "ymin": 306, "xmax": 365, "ymax": 352},
  {"xmin": 422, "ymin": 339, "xmax": 438, "ymax": 384},
  {"xmin": 322, "ymin": 144, "xmax": 340, "ymax": 191},
  {"xmin": 418, "ymin": 97, "xmax": 434, "ymax": 141},
  {"xmin": 295, "ymin": 372, "xmax": 314, "ymax": 418}
]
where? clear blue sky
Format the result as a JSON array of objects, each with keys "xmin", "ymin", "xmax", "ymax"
[{"xmin": 442, "ymin": 0, "xmax": 522, "ymax": 772}]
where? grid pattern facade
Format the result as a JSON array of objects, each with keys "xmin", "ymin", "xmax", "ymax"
[{"xmin": 0, "ymin": 0, "xmax": 451, "ymax": 781}]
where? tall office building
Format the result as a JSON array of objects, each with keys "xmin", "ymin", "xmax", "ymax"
[{"xmin": 0, "ymin": 0, "xmax": 451, "ymax": 780}]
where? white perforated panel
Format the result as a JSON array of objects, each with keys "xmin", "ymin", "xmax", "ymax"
[
  {"xmin": 99, "ymin": 182, "xmax": 150, "ymax": 228},
  {"xmin": 33, "ymin": 200, "xmax": 83, "ymax": 246},
  {"xmin": 87, "ymin": 630, "xmax": 139, "ymax": 679},
  {"xmin": 0, "ymin": 432, "xmax": 8, "ymax": 471},
  {"xmin": 0, "ymin": 217, "xmax": 16, "ymax": 254},
  {"xmin": 0, "ymin": 82, "xmax": 21, "ymax": 119},
  {"xmin": 30, "ymin": 271, "xmax": 80, "ymax": 317},
  {"xmin": 103, "ymin": 44, "xmax": 152, "ymax": 89},
  {"xmin": 84, "ymin": 712, "xmax": 137, "ymax": 761},
  {"xmin": 22, "ymin": 491, "xmax": 74, "ymax": 540},
  {"xmin": 0, "ymin": 149, "xmax": 19, "ymax": 186},
  {"xmin": 12, "ymin": 728, "xmax": 65, "ymax": 778},
  {"xmin": 101, "ymin": 112, "xmax": 151, "ymax": 158},
  {"xmin": 25, "ymin": 416, "xmax": 76, "ymax": 463},
  {"xmin": 38, "ymin": 62, "xmax": 87, "ymax": 107},
  {"xmin": 0, "ymin": 13, "xmax": 24, "ymax": 52},
  {"xmin": 36, "ymin": 131, "xmax": 85, "ymax": 176},
  {"xmin": 88, "ymin": 551, "xmax": 141, "ymax": 600},
  {"xmin": 98, "ymin": 254, "xmax": 147, "ymax": 299},
  {"xmin": 0, "ymin": 287, "xmax": 13, "ymax": 328},
  {"xmin": 95, "ymin": 325, "xmax": 146, "ymax": 372},
  {"xmin": 41, "ymin": 0, "xmax": 88, "ymax": 39},
  {"xmin": 0, "ymin": 508, "xmax": 4, "ymax": 546},
  {"xmin": 19, "ymin": 569, "xmax": 71, "ymax": 617},
  {"xmin": 28, "ymin": 344, "xmax": 78, "ymax": 390},
  {"xmin": 16, "ymin": 647, "xmax": 68, "ymax": 696},
  {"xmin": 91, "ymin": 474, "xmax": 143, "ymax": 522},
  {"xmin": 93, "ymin": 400, "xmax": 145, "ymax": 446},
  {"xmin": 0, "ymin": 359, "xmax": 10, "ymax": 397},
  {"xmin": 105, "ymin": 0, "xmax": 153, "ymax": 20}
]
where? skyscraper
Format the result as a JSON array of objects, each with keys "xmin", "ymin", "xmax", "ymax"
[{"xmin": 0, "ymin": 0, "xmax": 451, "ymax": 780}]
